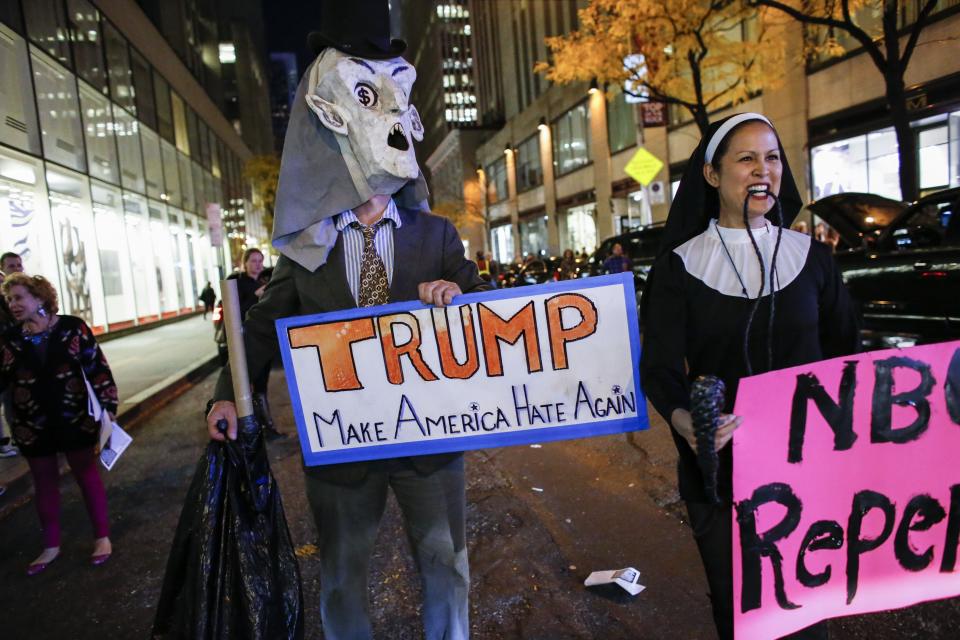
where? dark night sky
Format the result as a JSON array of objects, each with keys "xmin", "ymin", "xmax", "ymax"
[{"xmin": 262, "ymin": 1, "xmax": 324, "ymax": 76}]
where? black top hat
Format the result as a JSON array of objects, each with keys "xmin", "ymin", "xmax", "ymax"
[{"xmin": 307, "ymin": 0, "xmax": 406, "ymax": 59}]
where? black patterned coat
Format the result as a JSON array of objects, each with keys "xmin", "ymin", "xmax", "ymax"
[{"xmin": 0, "ymin": 315, "xmax": 118, "ymax": 457}]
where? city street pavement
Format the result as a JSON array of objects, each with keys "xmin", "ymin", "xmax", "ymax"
[
  {"xmin": 0, "ymin": 314, "xmax": 218, "ymax": 491},
  {"xmin": 1, "ymin": 363, "xmax": 958, "ymax": 638}
]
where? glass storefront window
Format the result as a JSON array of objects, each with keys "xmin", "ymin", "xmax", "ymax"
[
  {"xmin": 519, "ymin": 215, "xmax": 548, "ymax": 257},
  {"xmin": 24, "ymin": 0, "xmax": 72, "ymax": 67},
  {"xmin": 0, "ymin": 147, "xmax": 58, "ymax": 285},
  {"xmin": 490, "ymin": 223, "xmax": 514, "ymax": 265},
  {"xmin": 130, "ymin": 48, "xmax": 156, "ymax": 130},
  {"xmin": 0, "ymin": 1, "xmax": 23, "ymax": 35},
  {"xmin": 154, "ymin": 70, "xmax": 174, "ymax": 143},
  {"xmin": 160, "ymin": 138, "xmax": 181, "ymax": 206},
  {"xmin": 79, "ymin": 81, "xmax": 119, "ymax": 185},
  {"xmin": 866, "ymin": 128, "xmax": 900, "ymax": 200},
  {"xmin": 140, "ymin": 126, "xmax": 163, "ymax": 199},
  {"xmin": 811, "ymin": 135, "xmax": 869, "ymax": 200},
  {"xmin": 31, "ymin": 47, "xmax": 86, "ymax": 172},
  {"xmin": 167, "ymin": 206, "xmax": 190, "ymax": 310},
  {"xmin": 103, "ymin": 21, "xmax": 134, "ymax": 114},
  {"xmin": 211, "ymin": 136, "xmax": 222, "ymax": 178},
  {"xmin": 951, "ymin": 112, "xmax": 960, "ymax": 189},
  {"xmin": 178, "ymin": 151, "xmax": 195, "ymax": 212},
  {"xmin": 147, "ymin": 199, "xmax": 179, "ymax": 314},
  {"xmin": 564, "ymin": 203, "xmax": 598, "ymax": 254},
  {"xmin": 186, "ymin": 107, "xmax": 200, "ymax": 161},
  {"xmin": 90, "ymin": 180, "xmax": 136, "ymax": 325},
  {"xmin": 122, "ymin": 192, "xmax": 159, "ymax": 320},
  {"xmin": 0, "ymin": 24, "xmax": 42, "ymax": 154},
  {"xmin": 205, "ymin": 172, "xmax": 217, "ymax": 209},
  {"xmin": 46, "ymin": 166, "xmax": 107, "ymax": 329},
  {"xmin": 919, "ymin": 125, "xmax": 949, "ymax": 191},
  {"xmin": 193, "ymin": 160, "xmax": 206, "ymax": 212},
  {"xmin": 515, "ymin": 135, "xmax": 542, "ymax": 192},
  {"xmin": 624, "ymin": 188, "xmax": 651, "ymax": 229},
  {"xmin": 485, "ymin": 156, "xmax": 507, "ymax": 203},
  {"xmin": 67, "ymin": 0, "xmax": 107, "ymax": 95},
  {"xmin": 185, "ymin": 215, "xmax": 205, "ymax": 301},
  {"xmin": 553, "ymin": 101, "xmax": 591, "ymax": 176},
  {"xmin": 171, "ymin": 91, "xmax": 189, "ymax": 154},
  {"xmin": 198, "ymin": 122, "xmax": 211, "ymax": 170},
  {"xmin": 607, "ymin": 92, "xmax": 636, "ymax": 154},
  {"xmin": 113, "ymin": 104, "xmax": 145, "ymax": 193}
]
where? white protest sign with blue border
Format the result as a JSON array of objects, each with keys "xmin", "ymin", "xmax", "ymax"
[{"xmin": 275, "ymin": 272, "xmax": 647, "ymax": 466}]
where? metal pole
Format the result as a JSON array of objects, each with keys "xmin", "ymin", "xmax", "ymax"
[{"xmin": 220, "ymin": 278, "xmax": 254, "ymax": 418}]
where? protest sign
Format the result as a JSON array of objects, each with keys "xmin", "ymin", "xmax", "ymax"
[
  {"xmin": 732, "ymin": 341, "xmax": 960, "ymax": 639},
  {"xmin": 276, "ymin": 273, "xmax": 647, "ymax": 466}
]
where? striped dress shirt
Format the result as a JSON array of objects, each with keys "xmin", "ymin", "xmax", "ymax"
[{"xmin": 335, "ymin": 199, "xmax": 402, "ymax": 304}]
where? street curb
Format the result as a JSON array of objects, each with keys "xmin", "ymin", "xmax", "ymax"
[{"xmin": 0, "ymin": 354, "xmax": 221, "ymax": 518}]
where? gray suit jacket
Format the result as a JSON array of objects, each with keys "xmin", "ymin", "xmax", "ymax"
[{"xmin": 214, "ymin": 206, "xmax": 488, "ymax": 484}]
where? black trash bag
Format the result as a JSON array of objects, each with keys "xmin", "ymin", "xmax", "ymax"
[{"xmin": 153, "ymin": 415, "xmax": 303, "ymax": 639}]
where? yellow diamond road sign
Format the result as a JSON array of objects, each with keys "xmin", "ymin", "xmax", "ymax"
[{"xmin": 624, "ymin": 147, "xmax": 664, "ymax": 187}]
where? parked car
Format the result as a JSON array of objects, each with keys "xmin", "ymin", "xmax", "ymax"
[
  {"xmin": 584, "ymin": 222, "xmax": 666, "ymax": 304},
  {"xmin": 505, "ymin": 257, "xmax": 562, "ymax": 287},
  {"xmin": 809, "ymin": 188, "xmax": 960, "ymax": 348}
]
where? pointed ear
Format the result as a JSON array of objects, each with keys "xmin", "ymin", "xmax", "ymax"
[
  {"xmin": 305, "ymin": 94, "xmax": 349, "ymax": 135},
  {"xmin": 409, "ymin": 105, "xmax": 424, "ymax": 142}
]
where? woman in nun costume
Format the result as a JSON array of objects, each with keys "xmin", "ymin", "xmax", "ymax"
[{"xmin": 640, "ymin": 113, "xmax": 860, "ymax": 639}]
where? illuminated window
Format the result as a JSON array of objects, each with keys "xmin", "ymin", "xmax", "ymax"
[{"xmin": 218, "ymin": 43, "xmax": 236, "ymax": 64}]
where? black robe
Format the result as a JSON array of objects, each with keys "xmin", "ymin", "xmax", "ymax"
[{"xmin": 641, "ymin": 232, "xmax": 860, "ymax": 503}]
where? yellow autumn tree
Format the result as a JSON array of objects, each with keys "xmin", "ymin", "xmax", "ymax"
[
  {"xmin": 431, "ymin": 199, "xmax": 486, "ymax": 234},
  {"xmin": 752, "ymin": 0, "xmax": 942, "ymax": 200},
  {"xmin": 536, "ymin": 0, "xmax": 785, "ymax": 135},
  {"xmin": 243, "ymin": 154, "xmax": 281, "ymax": 231}
]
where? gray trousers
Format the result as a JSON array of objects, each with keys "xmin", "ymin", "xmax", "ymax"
[{"xmin": 304, "ymin": 456, "xmax": 470, "ymax": 640}]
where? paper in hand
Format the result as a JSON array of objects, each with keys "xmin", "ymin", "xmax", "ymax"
[{"xmin": 100, "ymin": 422, "xmax": 132, "ymax": 471}]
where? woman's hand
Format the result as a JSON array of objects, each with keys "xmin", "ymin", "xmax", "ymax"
[
  {"xmin": 671, "ymin": 408, "xmax": 743, "ymax": 453},
  {"xmin": 254, "ymin": 285, "xmax": 266, "ymax": 298}
]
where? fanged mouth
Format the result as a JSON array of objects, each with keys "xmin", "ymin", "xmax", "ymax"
[{"xmin": 387, "ymin": 122, "xmax": 409, "ymax": 151}]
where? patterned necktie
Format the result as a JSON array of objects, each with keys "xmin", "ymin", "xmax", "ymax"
[{"xmin": 355, "ymin": 221, "xmax": 390, "ymax": 307}]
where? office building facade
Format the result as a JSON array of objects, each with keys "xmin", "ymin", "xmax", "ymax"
[
  {"xmin": 472, "ymin": 0, "xmax": 960, "ymax": 263},
  {"xmin": 0, "ymin": 0, "xmax": 272, "ymax": 334}
]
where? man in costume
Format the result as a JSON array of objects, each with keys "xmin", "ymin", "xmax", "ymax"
[{"xmin": 205, "ymin": 3, "xmax": 485, "ymax": 638}]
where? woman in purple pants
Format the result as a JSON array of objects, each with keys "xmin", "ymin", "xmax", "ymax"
[{"xmin": 0, "ymin": 273, "xmax": 117, "ymax": 575}]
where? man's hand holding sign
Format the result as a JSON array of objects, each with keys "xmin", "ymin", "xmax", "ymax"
[
  {"xmin": 206, "ymin": 227, "xmax": 463, "ymax": 443},
  {"xmin": 275, "ymin": 273, "xmax": 644, "ymax": 466}
]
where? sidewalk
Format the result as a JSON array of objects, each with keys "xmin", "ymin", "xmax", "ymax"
[{"xmin": 0, "ymin": 315, "xmax": 220, "ymax": 489}]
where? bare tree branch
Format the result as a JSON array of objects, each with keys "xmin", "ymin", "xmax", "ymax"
[{"xmin": 902, "ymin": 0, "xmax": 940, "ymax": 69}]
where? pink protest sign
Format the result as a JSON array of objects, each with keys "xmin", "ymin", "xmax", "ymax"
[{"xmin": 732, "ymin": 340, "xmax": 960, "ymax": 639}]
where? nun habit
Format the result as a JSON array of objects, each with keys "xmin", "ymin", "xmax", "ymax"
[{"xmin": 639, "ymin": 113, "xmax": 859, "ymax": 640}]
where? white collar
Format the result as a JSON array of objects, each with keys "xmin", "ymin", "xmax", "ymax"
[{"xmin": 674, "ymin": 221, "xmax": 811, "ymax": 298}]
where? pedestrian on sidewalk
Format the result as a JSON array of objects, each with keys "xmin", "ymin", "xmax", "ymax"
[
  {"xmin": 227, "ymin": 248, "xmax": 284, "ymax": 438},
  {"xmin": 0, "ymin": 273, "xmax": 118, "ymax": 575},
  {"xmin": 207, "ymin": 3, "xmax": 487, "ymax": 635},
  {"xmin": 640, "ymin": 113, "xmax": 859, "ymax": 640},
  {"xmin": 0, "ymin": 251, "xmax": 23, "ymax": 458},
  {"xmin": 199, "ymin": 282, "xmax": 216, "ymax": 319}
]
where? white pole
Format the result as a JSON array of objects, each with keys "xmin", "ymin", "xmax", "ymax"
[{"xmin": 220, "ymin": 279, "xmax": 254, "ymax": 418}]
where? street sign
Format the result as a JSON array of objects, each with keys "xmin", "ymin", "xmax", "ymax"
[
  {"xmin": 624, "ymin": 147, "xmax": 664, "ymax": 187},
  {"xmin": 640, "ymin": 102, "xmax": 667, "ymax": 127}
]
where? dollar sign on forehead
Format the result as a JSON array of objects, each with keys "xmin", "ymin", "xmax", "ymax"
[{"xmin": 357, "ymin": 86, "xmax": 372, "ymax": 106}]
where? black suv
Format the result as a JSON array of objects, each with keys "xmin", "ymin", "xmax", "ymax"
[
  {"xmin": 809, "ymin": 188, "xmax": 960, "ymax": 348},
  {"xmin": 584, "ymin": 222, "xmax": 666, "ymax": 304}
]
